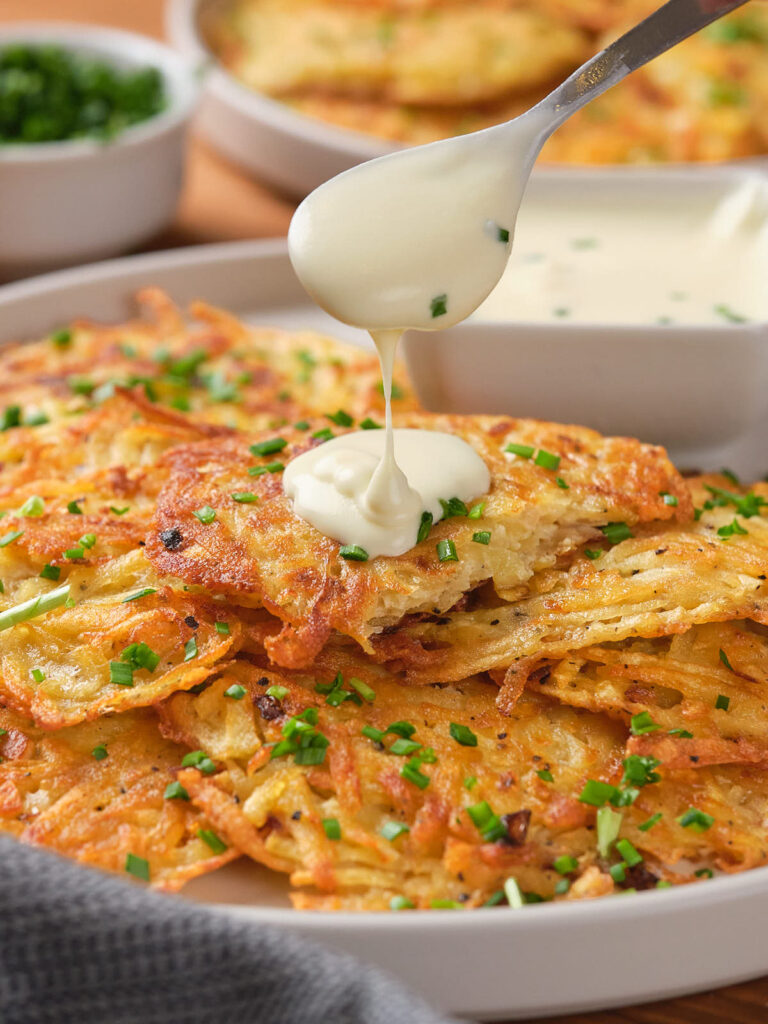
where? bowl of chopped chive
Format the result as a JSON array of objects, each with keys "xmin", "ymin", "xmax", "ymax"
[{"xmin": 0, "ymin": 23, "xmax": 198, "ymax": 277}]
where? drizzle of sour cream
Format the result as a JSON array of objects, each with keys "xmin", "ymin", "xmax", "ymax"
[{"xmin": 286, "ymin": 115, "xmax": 546, "ymax": 557}]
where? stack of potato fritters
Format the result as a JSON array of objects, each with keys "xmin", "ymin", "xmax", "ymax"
[
  {"xmin": 2, "ymin": 292, "xmax": 768, "ymax": 909},
  {"xmin": 204, "ymin": 0, "xmax": 768, "ymax": 164}
]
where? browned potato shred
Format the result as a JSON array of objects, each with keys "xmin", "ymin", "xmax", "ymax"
[{"xmin": 1, "ymin": 292, "xmax": 767, "ymax": 907}]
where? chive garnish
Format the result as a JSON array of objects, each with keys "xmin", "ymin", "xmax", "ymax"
[
  {"xmin": 30, "ymin": 668, "xmax": 45, "ymax": 683},
  {"xmin": 430, "ymin": 294, "xmax": 448, "ymax": 318},
  {"xmin": 537, "ymin": 768, "xmax": 553, "ymax": 782},
  {"xmin": 719, "ymin": 649, "xmax": 733, "ymax": 671},
  {"xmin": 449, "ymin": 722, "xmax": 477, "ymax": 747},
  {"xmin": 327, "ymin": 409, "xmax": 353, "ymax": 427},
  {"xmin": 250, "ymin": 438, "xmax": 287, "ymax": 457},
  {"xmin": 215, "ymin": 622, "xmax": 230, "ymax": 635},
  {"xmin": 695, "ymin": 867, "xmax": 714, "ymax": 878},
  {"xmin": 0, "ymin": 584, "xmax": 70, "ymax": 632},
  {"xmin": 555, "ymin": 879, "xmax": 570, "ymax": 895},
  {"xmin": 596, "ymin": 806, "xmax": 622, "ymax": 857},
  {"xmin": 266, "ymin": 684, "xmax": 289, "ymax": 700},
  {"xmin": 464, "ymin": 776, "xmax": 478, "ymax": 791},
  {"xmin": 339, "ymin": 545, "xmax": 369, "ymax": 562},
  {"xmin": 381, "ymin": 821, "xmax": 410, "ymax": 841},
  {"xmin": 615, "ymin": 838, "xmax": 643, "ymax": 867},
  {"xmin": 717, "ymin": 518, "xmax": 748, "ymax": 538},
  {"xmin": 600, "ymin": 522, "xmax": 633, "ymax": 544},
  {"xmin": 248, "ymin": 461, "xmax": 284, "ymax": 476},
  {"xmin": 360, "ymin": 417, "xmax": 381, "ymax": 430},
  {"xmin": 0, "ymin": 530, "xmax": 23, "ymax": 548},
  {"xmin": 584, "ymin": 549, "xmax": 603, "ymax": 560},
  {"xmin": 348, "ymin": 677, "xmax": 375, "ymax": 703},
  {"xmin": 467, "ymin": 501, "xmax": 485, "ymax": 519},
  {"xmin": 322, "ymin": 818, "xmax": 342, "ymax": 841},
  {"xmin": 417, "ymin": 511, "xmax": 433, "ymax": 543},
  {"xmin": 553, "ymin": 855, "xmax": 578, "ymax": 875},
  {"xmin": 503, "ymin": 877, "xmax": 525, "ymax": 909},
  {"xmin": 110, "ymin": 506, "xmax": 130, "ymax": 515},
  {"xmin": 660, "ymin": 492, "xmax": 678, "ymax": 507},
  {"xmin": 467, "ymin": 801, "xmax": 507, "ymax": 843},
  {"xmin": 39, "ymin": 564, "xmax": 61, "ymax": 582},
  {"xmin": 439, "ymin": 497, "xmax": 468, "ymax": 519},
  {"xmin": 181, "ymin": 750, "xmax": 217, "ymax": 775},
  {"xmin": 390, "ymin": 896, "xmax": 415, "ymax": 911},
  {"xmin": 19, "ymin": 495, "xmax": 44, "ymax": 517},
  {"xmin": 630, "ymin": 711, "xmax": 661, "ymax": 735},
  {"xmin": 198, "ymin": 829, "xmax": 228, "ymax": 855},
  {"xmin": 638, "ymin": 812, "xmax": 663, "ymax": 832},
  {"xmin": 311, "ymin": 428, "xmax": 334, "ymax": 443},
  {"xmin": 555, "ymin": 477, "xmax": 569, "ymax": 489},
  {"xmin": 109, "ymin": 661, "xmax": 134, "ymax": 687},
  {"xmin": 92, "ymin": 744, "xmax": 108, "ymax": 761},
  {"xmin": 164, "ymin": 781, "xmax": 190, "ymax": 801},
  {"xmin": 497, "ymin": 226, "xmax": 510, "ymax": 243},
  {"xmin": 120, "ymin": 642, "xmax": 160, "ymax": 672},
  {"xmin": 64, "ymin": 547, "xmax": 84, "ymax": 560},
  {"xmin": 505, "ymin": 443, "xmax": 534, "ymax": 459},
  {"xmin": 390, "ymin": 738, "xmax": 422, "ymax": 756},
  {"xmin": 184, "ymin": 637, "xmax": 198, "ymax": 661},
  {"xmin": 677, "ymin": 809, "xmax": 715, "ymax": 832},
  {"xmin": 715, "ymin": 694, "xmax": 730, "ymax": 711},
  {"xmin": 622, "ymin": 755, "xmax": 661, "ymax": 787},
  {"xmin": 436, "ymin": 539, "xmax": 458, "ymax": 563},
  {"xmin": 67, "ymin": 501, "xmax": 83, "ymax": 515},
  {"xmin": 472, "ymin": 531, "xmax": 491, "ymax": 545},
  {"xmin": 534, "ymin": 449, "xmax": 561, "ymax": 471},
  {"xmin": 578, "ymin": 779, "xmax": 618, "ymax": 807},
  {"xmin": 121, "ymin": 588, "xmax": 157, "ymax": 603},
  {"xmin": 231, "ymin": 492, "xmax": 258, "ymax": 504},
  {"xmin": 400, "ymin": 759, "xmax": 430, "ymax": 789},
  {"xmin": 192, "ymin": 505, "xmax": 216, "ymax": 525},
  {"xmin": 224, "ymin": 684, "xmax": 247, "ymax": 700},
  {"xmin": 669, "ymin": 727, "xmax": 694, "ymax": 738},
  {"xmin": 125, "ymin": 853, "xmax": 150, "ymax": 882}
]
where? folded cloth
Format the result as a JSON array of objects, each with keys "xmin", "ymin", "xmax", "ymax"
[{"xmin": 0, "ymin": 836, "xmax": 458, "ymax": 1024}]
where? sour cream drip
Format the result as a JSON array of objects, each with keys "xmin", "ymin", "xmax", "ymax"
[{"xmin": 286, "ymin": 117, "xmax": 544, "ymax": 556}]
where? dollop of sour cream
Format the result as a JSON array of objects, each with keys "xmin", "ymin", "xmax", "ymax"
[{"xmin": 286, "ymin": 117, "xmax": 543, "ymax": 557}]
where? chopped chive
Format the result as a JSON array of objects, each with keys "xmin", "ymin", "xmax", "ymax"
[
  {"xmin": 630, "ymin": 711, "xmax": 661, "ymax": 736},
  {"xmin": 51, "ymin": 328, "xmax": 72, "ymax": 348},
  {"xmin": 79, "ymin": 533, "xmax": 96, "ymax": 549},
  {"xmin": 360, "ymin": 417, "xmax": 381, "ymax": 430},
  {"xmin": 534, "ymin": 449, "xmax": 561, "ymax": 471},
  {"xmin": 715, "ymin": 694, "xmax": 730, "ymax": 711},
  {"xmin": 638, "ymin": 812, "xmax": 663, "ymax": 832},
  {"xmin": 224, "ymin": 684, "xmax": 247, "ymax": 700},
  {"xmin": 0, "ymin": 530, "xmax": 23, "ymax": 548},
  {"xmin": 464, "ymin": 776, "xmax": 478, "ymax": 790},
  {"xmin": 677, "ymin": 809, "xmax": 715, "ymax": 832},
  {"xmin": 660, "ymin": 492, "xmax": 678, "ymax": 507},
  {"xmin": 497, "ymin": 226, "xmax": 510, "ymax": 243},
  {"xmin": 339, "ymin": 545, "xmax": 369, "ymax": 562},
  {"xmin": 30, "ymin": 668, "xmax": 46, "ymax": 683},
  {"xmin": 555, "ymin": 477, "xmax": 569, "ymax": 489},
  {"xmin": 192, "ymin": 505, "xmax": 216, "ymax": 525},
  {"xmin": 503, "ymin": 877, "xmax": 525, "ymax": 909},
  {"xmin": 390, "ymin": 896, "xmax": 415, "ymax": 911},
  {"xmin": 0, "ymin": 584, "xmax": 70, "ymax": 632},
  {"xmin": 578, "ymin": 779, "xmax": 619, "ymax": 807},
  {"xmin": 600, "ymin": 522, "xmax": 633, "ymax": 544},
  {"xmin": 327, "ymin": 409, "xmax": 353, "ymax": 427},
  {"xmin": 110, "ymin": 506, "xmax": 130, "ymax": 515},
  {"xmin": 198, "ymin": 829, "xmax": 228, "ymax": 854},
  {"xmin": 121, "ymin": 588, "xmax": 157, "ymax": 603},
  {"xmin": 609, "ymin": 862, "xmax": 627, "ymax": 884},
  {"xmin": 430, "ymin": 900, "xmax": 462, "ymax": 910},
  {"xmin": 584, "ymin": 548, "xmax": 603, "ymax": 560},
  {"xmin": 596, "ymin": 806, "xmax": 622, "ymax": 857},
  {"xmin": 386, "ymin": 721, "xmax": 416, "ymax": 739},
  {"xmin": 67, "ymin": 501, "xmax": 83, "ymax": 515},
  {"xmin": 381, "ymin": 821, "xmax": 410, "ymax": 842},
  {"xmin": 92, "ymin": 744, "xmax": 108, "ymax": 761},
  {"xmin": 719, "ymin": 649, "xmax": 733, "ymax": 671},
  {"xmin": 449, "ymin": 722, "xmax": 477, "ymax": 747},
  {"xmin": 64, "ymin": 547, "xmax": 84, "ymax": 560},
  {"xmin": 467, "ymin": 501, "xmax": 485, "ymax": 519},
  {"xmin": 248, "ymin": 461, "xmax": 284, "ymax": 476},
  {"xmin": 537, "ymin": 768, "xmax": 554, "ymax": 782},
  {"xmin": 622, "ymin": 755, "xmax": 661, "ymax": 787},
  {"xmin": 39, "ymin": 564, "xmax": 61, "ymax": 582},
  {"xmin": 505, "ymin": 443, "xmax": 534, "ymax": 459},
  {"xmin": 311, "ymin": 428, "xmax": 334, "ymax": 442},
  {"xmin": 250, "ymin": 438, "xmax": 287, "ymax": 457},
  {"xmin": 184, "ymin": 637, "xmax": 198, "ymax": 661},
  {"xmin": 322, "ymin": 818, "xmax": 342, "ymax": 841},
  {"xmin": 466, "ymin": 801, "xmax": 507, "ymax": 843},
  {"xmin": 294, "ymin": 420, "xmax": 310, "ymax": 431},
  {"xmin": 472, "ymin": 531, "xmax": 491, "ymax": 545},
  {"xmin": 436, "ymin": 539, "xmax": 458, "ymax": 563},
  {"xmin": 231, "ymin": 492, "xmax": 258, "ymax": 504},
  {"xmin": 361, "ymin": 725, "xmax": 384, "ymax": 743},
  {"xmin": 400, "ymin": 759, "xmax": 430, "ymax": 789},
  {"xmin": 0, "ymin": 406, "xmax": 21, "ymax": 431},
  {"xmin": 695, "ymin": 867, "xmax": 714, "ymax": 878},
  {"xmin": 215, "ymin": 622, "xmax": 230, "ymax": 635},
  {"xmin": 615, "ymin": 838, "xmax": 643, "ymax": 867},
  {"xmin": 417, "ymin": 511, "xmax": 433, "ymax": 543},
  {"xmin": 348, "ymin": 677, "xmax": 375, "ymax": 703},
  {"xmin": 714, "ymin": 303, "xmax": 748, "ymax": 324},
  {"xmin": 717, "ymin": 518, "xmax": 748, "ymax": 538},
  {"xmin": 430, "ymin": 294, "xmax": 448, "ymax": 318},
  {"xmin": 390, "ymin": 738, "xmax": 422, "ymax": 756},
  {"xmin": 19, "ymin": 495, "xmax": 44, "ymax": 517},
  {"xmin": 109, "ymin": 661, "xmax": 134, "ymax": 687},
  {"xmin": 266, "ymin": 684, "xmax": 289, "ymax": 700},
  {"xmin": 439, "ymin": 497, "xmax": 468, "ymax": 519},
  {"xmin": 669, "ymin": 727, "xmax": 694, "ymax": 738},
  {"xmin": 553, "ymin": 855, "xmax": 579, "ymax": 875},
  {"xmin": 164, "ymin": 781, "xmax": 189, "ymax": 801},
  {"xmin": 181, "ymin": 750, "xmax": 217, "ymax": 775},
  {"xmin": 125, "ymin": 853, "xmax": 150, "ymax": 882},
  {"xmin": 555, "ymin": 878, "xmax": 570, "ymax": 895}
]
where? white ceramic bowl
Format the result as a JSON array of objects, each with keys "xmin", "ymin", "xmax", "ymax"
[{"xmin": 0, "ymin": 23, "xmax": 198, "ymax": 277}]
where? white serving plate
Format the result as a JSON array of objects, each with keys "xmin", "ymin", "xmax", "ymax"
[
  {"xmin": 166, "ymin": 0, "xmax": 768, "ymax": 198},
  {"xmin": 2, "ymin": 240, "xmax": 768, "ymax": 1020}
]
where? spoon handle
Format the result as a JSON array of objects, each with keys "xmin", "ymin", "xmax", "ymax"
[{"xmin": 532, "ymin": 0, "xmax": 751, "ymax": 132}]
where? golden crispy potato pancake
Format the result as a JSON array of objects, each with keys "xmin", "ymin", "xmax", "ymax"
[
  {"xmin": 146, "ymin": 414, "xmax": 689, "ymax": 669},
  {"xmin": 0, "ymin": 550, "xmax": 242, "ymax": 729},
  {"xmin": 395, "ymin": 497, "xmax": 768, "ymax": 693},
  {"xmin": 158, "ymin": 651, "xmax": 767, "ymax": 908},
  {"xmin": 0, "ymin": 705, "xmax": 237, "ymax": 890},
  {"xmin": 208, "ymin": 0, "xmax": 588, "ymax": 105},
  {"xmin": 0, "ymin": 288, "xmax": 416, "ymax": 435}
]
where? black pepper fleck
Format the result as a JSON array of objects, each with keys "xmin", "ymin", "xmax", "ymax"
[{"xmin": 160, "ymin": 528, "xmax": 183, "ymax": 550}]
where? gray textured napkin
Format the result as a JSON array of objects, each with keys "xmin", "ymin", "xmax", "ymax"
[{"xmin": 0, "ymin": 835, "xmax": 458, "ymax": 1024}]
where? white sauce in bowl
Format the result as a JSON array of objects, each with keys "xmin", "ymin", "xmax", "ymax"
[{"xmin": 474, "ymin": 178, "xmax": 768, "ymax": 327}]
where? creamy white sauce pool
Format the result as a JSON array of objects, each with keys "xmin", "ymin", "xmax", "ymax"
[{"xmin": 474, "ymin": 179, "xmax": 768, "ymax": 326}]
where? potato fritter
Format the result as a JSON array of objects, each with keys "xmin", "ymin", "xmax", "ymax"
[
  {"xmin": 146, "ymin": 413, "xmax": 689, "ymax": 669},
  {"xmin": 0, "ymin": 705, "xmax": 237, "ymax": 890}
]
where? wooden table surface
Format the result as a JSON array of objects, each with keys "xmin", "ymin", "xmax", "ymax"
[{"xmin": 4, "ymin": 2, "xmax": 767, "ymax": 1022}]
